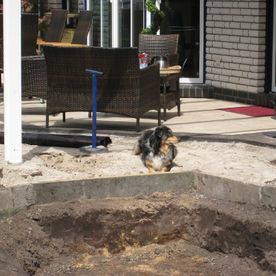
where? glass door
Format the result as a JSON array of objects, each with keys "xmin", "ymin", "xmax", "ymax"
[
  {"xmin": 87, "ymin": 0, "xmax": 144, "ymax": 47},
  {"xmin": 160, "ymin": 0, "xmax": 204, "ymax": 84},
  {"xmin": 87, "ymin": 0, "xmax": 112, "ymax": 47},
  {"xmin": 119, "ymin": 0, "xmax": 131, "ymax": 47},
  {"xmin": 131, "ymin": 0, "xmax": 145, "ymax": 46},
  {"xmin": 119, "ymin": 0, "xmax": 145, "ymax": 47}
]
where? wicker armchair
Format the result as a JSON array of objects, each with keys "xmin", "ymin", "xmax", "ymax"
[
  {"xmin": 0, "ymin": 13, "xmax": 40, "ymax": 64},
  {"xmin": 21, "ymin": 13, "xmax": 47, "ymax": 100},
  {"xmin": 22, "ymin": 55, "xmax": 47, "ymax": 100},
  {"xmin": 44, "ymin": 46, "xmax": 161, "ymax": 131},
  {"xmin": 139, "ymin": 34, "xmax": 181, "ymax": 119},
  {"xmin": 139, "ymin": 34, "xmax": 179, "ymax": 65},
  {"xmin": 22, "ymin": 13, "xmax": 38, "ymax": 56},
  {"xmin": 72, "ymin": 10, "xmax": 93, "ymax": 45},
  {"xmin": 44, "ymin": 9, "xmax": 68, "ymax": 42},
  {"xmin": 0, "ymin": 13, "xmax": 47, "ymax": 100}
]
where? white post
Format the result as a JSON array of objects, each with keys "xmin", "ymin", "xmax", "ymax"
[
  {"xmin": 100, "ymin": 0, "xmax": 103, "ymax": 47},
  {"xmin": 112, "ymin": 0, "xmax": 119, "ymax": 47},
  {"xmin": 146, "ymin": 8, "xmax": 151, "ymax": 29},
  {"xmin": 3, "ymin": 0, "xmax": 22, "ymax": 163},
  {"xmin": 86, "ymin": 0, "xmax": 92, "ymax": 46},
  {"xmin": 130, "ymin": 0, "xmax": 133, "ymax": 47},
  {"xmin": 156, "ymin": 0, "xmax": 160, "ymax": 35}
]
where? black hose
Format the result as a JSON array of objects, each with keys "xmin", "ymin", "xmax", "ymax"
[{"xmin": 0, "ymin": 132, "xmax": 112, "ymax": 148}]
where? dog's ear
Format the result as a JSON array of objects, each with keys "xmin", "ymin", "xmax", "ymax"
[
  {"xmin": 149, "ymin": 128, "xmax": 162, "ymax": 154},
  {"xmin": 155, "ymin": 127, "xmax": 163, "ymax": 139}
]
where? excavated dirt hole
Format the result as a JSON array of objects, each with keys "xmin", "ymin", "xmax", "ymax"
[
  {"xmin": 41, "ymin": 207, "xmax": 276, "ymax": 270},
  {"xmin": 1, "ymin": 193, "xmax": 276, "ymax": 275}
]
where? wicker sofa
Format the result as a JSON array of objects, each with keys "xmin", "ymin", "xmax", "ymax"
[{"xmin": 44, "ymin": 46, "xmax": 161, "ymax": 131}]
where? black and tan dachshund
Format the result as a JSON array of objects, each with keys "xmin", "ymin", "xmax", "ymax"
[{"xmin": 133, "ymin": 126, "xmax": 179, "ymax": 172}]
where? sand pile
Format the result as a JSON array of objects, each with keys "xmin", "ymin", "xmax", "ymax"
[{"xmin": 1, "ymin": 136, "xmax": 276, "ymax": 187}]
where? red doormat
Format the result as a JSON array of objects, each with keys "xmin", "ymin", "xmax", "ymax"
[{"xmin": 221, "ymin": 106, "xmax": 276, "ymax": 117}]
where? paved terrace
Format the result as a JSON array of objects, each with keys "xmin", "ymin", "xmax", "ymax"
[{"xmin": 1, "ymin": 97, "xmax": 276, "ymax": 146}]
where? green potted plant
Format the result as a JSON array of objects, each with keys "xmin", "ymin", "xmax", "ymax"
[
  {"xmin": 38, "ymin": 15, "xmax": 50, "ymax": 38},
  {"xmin": 141, "ymin": 0, "xmax": 165, "ymax": 34}
]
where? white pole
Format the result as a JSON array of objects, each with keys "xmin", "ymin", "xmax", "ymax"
[
  {"xmin": 100, "ymin": 0, "xmax": 103, "ymax": 47},
  {"xmin": 112, "ymin": 0, "xmax": 119, "ymax": 47},
  {"xmin": 156, "ymin": 0, "xmax": 160, "ymax": 35},
  {"xmin": 3, "ymin": 0, "xmax": 22, "ymax": 163},
  {"xmin": 86, "ymin": 0, "xmax": 92, "ymax": 46},
  {"xmin": 130, "ymin": 0, "xmax": 133, "ymax": 47},
  {"xmin": 146, "ymin": 8, "xmax": 151, "ymax": 28}
]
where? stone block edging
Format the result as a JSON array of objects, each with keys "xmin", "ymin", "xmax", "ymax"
[{"xmin": 0, "ymin": 171, "xmax": 275, "ymax": 219}]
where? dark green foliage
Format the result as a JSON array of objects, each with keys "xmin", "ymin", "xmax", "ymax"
[{"xmin": 141, "ymin": 0, "xmax": 165, "ymax": 34}]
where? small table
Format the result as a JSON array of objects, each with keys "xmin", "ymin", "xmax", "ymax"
[
  {"xmin": 160, "ymin": 65, "xmax": 181, "ymax": 121},
  {"xmin": 37, "ymin": 38, "xmax": 85, "ymax": 48},
  {"xmin": 37, "ymin": 38, "xmax": 86, "ymax": 54}
]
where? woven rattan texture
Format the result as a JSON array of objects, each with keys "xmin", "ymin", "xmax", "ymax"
[
  {"xmin": 22, "ymin": 13, "xmax": 38, "ymax": 56},
  {"xmin": 22, "ymin": 55, "xmax": 47, "ymax": 100},
  {"xmin": 138, "ymin": 34, "xmax": 179, "ymax": 65},
  {"xmin": 44, "ymin": 9, "xmax": 68, "ymax": 42},
  {"xmin": 44, "ymin": 46, "xmax": 161, "ymax": 129},
  {"xmin": 139, "ymin": 34, "xmax": 181, "ymax": 114},
  {"xmin": 0, "ymin": 13, "xmax": 46, "ymax": 100},
  {"xmin": 72, "ymin": 11, "xmax": 93, "ymax": 45},
  {"xmin": 0, "ymin": 13, "xmax": 39, "ymax": 67}
]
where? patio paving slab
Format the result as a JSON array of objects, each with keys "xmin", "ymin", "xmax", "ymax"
[{"xmin": 1, "ymin": 97, "xmax": 276, "ymax": 147}]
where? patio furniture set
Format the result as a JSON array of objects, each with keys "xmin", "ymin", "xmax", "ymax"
[{"xmin": 1, "ymin": 10, "xmax": 182, "ymax": 131}]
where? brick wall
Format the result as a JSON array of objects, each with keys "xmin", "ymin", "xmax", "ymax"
[{"xmin": 205, "ymin": 0, "xmax": 266, "ymax": 93}]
